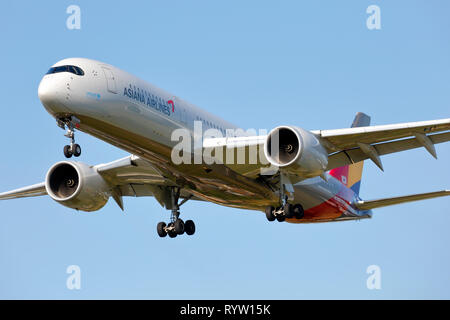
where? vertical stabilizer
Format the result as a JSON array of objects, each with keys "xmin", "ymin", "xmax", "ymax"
[{"xmin": 329, "ymin": 112, "xmax": 371, "ymax": 195}]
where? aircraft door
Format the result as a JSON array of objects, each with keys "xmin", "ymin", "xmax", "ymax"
[{"xmin": 101, "ymin": 67, "xmax": 117, "ymax": 93}]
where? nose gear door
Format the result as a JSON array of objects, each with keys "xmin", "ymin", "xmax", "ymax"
[{"xmin": 101, "ymin": 66, "xmax": 117, "ymax": 93}]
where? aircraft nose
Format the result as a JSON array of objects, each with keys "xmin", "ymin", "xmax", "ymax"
[
  {"xmin": 38, "ymin": 77, "xmax": 57, "ymax": 104},
  {"xmin": 38, "ymin": 76, "xmax": 70, "ymax": 115}
]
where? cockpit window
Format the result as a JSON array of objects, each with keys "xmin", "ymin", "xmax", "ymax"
[{"xmin": 46, "ymin": 65, "xmax": 85, "ymax": 76}]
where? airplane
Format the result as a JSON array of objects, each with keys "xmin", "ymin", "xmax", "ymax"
[{"xmin": 0, "ymin": 57, "xmax": 449, "ymax": 239}]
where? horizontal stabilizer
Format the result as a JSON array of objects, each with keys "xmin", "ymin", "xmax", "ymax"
[
  {"xmin": 355, "ymin": 190, "xmax": 450, "ymax": 211},
  {"xmin": 0, "ymin": 182, "xmax": 47, "ymax": 200}
]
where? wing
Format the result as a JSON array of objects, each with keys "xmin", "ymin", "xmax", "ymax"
[
  {"xmin": 203, "ymin": 135, "xmax": 269, "ymax": 178},
  {"xmin": 354, "ymin": 190, "xmax": 450, "ymax": 211},
  {"xmin": 313, "ymin": 118, "xmax": 450, "ymax": 171},
  {"xmin": 0, "ymin": 155, "xmax": 197, "ymax": 210},
  {"xmin": 203, "ymin": 117, "xmax": 450, "ymax": 177},
  {"xmin": 95, "ymin": 155, "xmax": 172, "ymax": 196},
  {"xmin": 0, "ymin": 182, "xmax": 47, "ymax": 200},
  {"xmin": 95, "ymin": 155, "xmax": 197, "ymax": 209}
]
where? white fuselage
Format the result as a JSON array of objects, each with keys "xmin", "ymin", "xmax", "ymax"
[{"xmin": 38, "ymin": 58, "xmax": 368, "ymax": 222}]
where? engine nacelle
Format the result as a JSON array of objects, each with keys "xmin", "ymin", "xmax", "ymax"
[
  {"xmin": 264, "ymin": 126, "xmax": 328, "ymax": 178},
  {"xmin": 45, "ymin": 161, "xmax": 110, "ymax": 212}
]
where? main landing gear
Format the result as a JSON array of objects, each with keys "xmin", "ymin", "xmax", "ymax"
[
  {"xmin": 265, "ymin": 202, "xmax": 304, "ymax": 222},
  {"xmin": 58, "ymin": 117, "xmax": 82, "ymax": 158},
  {"xmin": 265, "ymin": 173, "xmax": 304, "ymax": 222},
  {"xmin": 157, "ymin": 187, "xmax": 195, "ymax": 239}
]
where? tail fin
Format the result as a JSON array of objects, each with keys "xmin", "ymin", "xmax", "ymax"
[{"xmin": 329, "ymin": 112, "xmax": 371, "ymax": 195}]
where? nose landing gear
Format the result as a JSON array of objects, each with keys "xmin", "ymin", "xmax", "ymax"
[
  {"xmin": 58, "ymin": 117, "xmax": 82, "ymax": 158},
  {"xmin": 63, "ymin": 143, "xmax": 81, "ymax": 158}
]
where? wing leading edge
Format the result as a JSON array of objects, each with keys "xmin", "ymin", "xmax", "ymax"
[{"xmin": 0, "ymin": 182, "xmax": 47, "ymax": 200}]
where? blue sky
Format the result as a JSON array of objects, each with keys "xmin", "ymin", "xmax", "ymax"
[{"xmin": 0, "ymin": 0, "xmax": 449, "ymax": 299}]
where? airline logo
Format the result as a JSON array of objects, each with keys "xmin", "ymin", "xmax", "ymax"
[
  {"xmin": 123, "ymin": 84, "xmax": 174, "ymax": 116},
  {"xmin": 167, "ymin": 100, "xmax": 175, "ymax": 113}
]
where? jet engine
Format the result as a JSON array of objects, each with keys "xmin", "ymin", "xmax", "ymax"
[
  {"xmin": 264, "ymin": 126, "xmax": 328, "ymax": 178},
  {"xmin": 45, "ymin": 161, "xmax": 110, "ymax": 212}
]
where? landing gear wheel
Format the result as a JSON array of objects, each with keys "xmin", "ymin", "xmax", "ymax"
[
  {"xmin": 276, "ymin": 211, "xmax": 286, "ymax": 222},
  {"xmin": 168, "ymin": 228, "xmax": 177, "ymax": 238},
  {"xmin": 284, "ymin": 203, "xmax": 294, "ymax": 219},
  {"xmin": 63, "ymin": 145, "xmax": 72, "ymax": 158},
  {"xmin": 265, "ymin": 206, "xmax": 275, "ymax": 222},
  {"xmin": 293, "ymin": 204, "xmax": 304, "ymax": 219},
  {"xmin": 168, "ymin": 232, "xmax": 177, "ymax": 238},
  {"xmin": 185, "ymin": 220, "xmax": 195, "ymax": 236},
  {"xmin": 174, "ymin": 219, "xmax": 185, "ymax": 235},
  {"xmin": 166, "ymin": 222, "xmax": 177, "ymax": 238},
  {"xmin": 157, "ymin": 222, "xmax": 167, "ymax": 238},
  {"xmin": 73, "ymin": 144, "xmax": 81, "ymax": 157}
]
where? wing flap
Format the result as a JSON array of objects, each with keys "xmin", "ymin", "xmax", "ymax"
[
  {"xmin": 327, "ymin": 131, "xmax": 450, "ymax": 170},
  {"xmin": 96, "ymin": 155, "xmax": 169, "ymax": 186},
  {"xmin": 203, "ymin": 135, "xmax": 271, "ymax": 178},
  {"xmin": 355, "ymin": 190, "xmax": 450, "ymax": 211},
  {"xmin": 0, "ymin": 182, "xmax": 47, "ymax": 200}
]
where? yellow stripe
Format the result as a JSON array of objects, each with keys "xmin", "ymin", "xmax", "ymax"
[{"xmin": 347, "ymin": 161, "xmax": 364, "ymax": 188}]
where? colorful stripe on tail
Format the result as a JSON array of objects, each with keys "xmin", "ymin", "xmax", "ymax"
[{"xmin": 328, "ymin": 112, "xmax": 371, "ymax": 195}]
